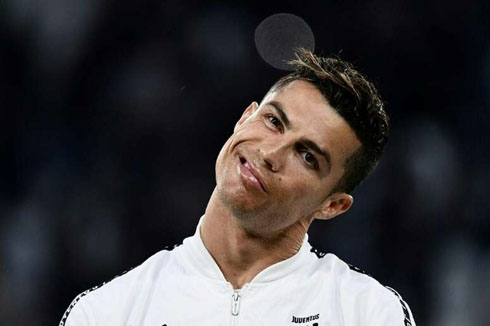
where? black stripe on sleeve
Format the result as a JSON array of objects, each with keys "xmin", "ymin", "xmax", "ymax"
[
  {"xmin": 347, "ymin": 263, "xmax": 415, "ymax": 326},
  {"xmin": 385, "ymin": 286, "xmax": 415, "ymax": 326},
  {"xmin": 309, "ymin": 247, "xmax": 415, "ymax": 326},
  {"xmin": 59, "ymin": 243, "xmax": 182, "ymax": 326},
  {"xmin": 58, "ymin": 267, "xmax": 135, "ymax": 326},
  {"xmin": 346, "ymin": 263, "xmax": 415, "ymax": 326}
]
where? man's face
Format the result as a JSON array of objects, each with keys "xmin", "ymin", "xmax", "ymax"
[{"xmin": 215, "ymin": 80, "xmax": 361, "ymax": 235}]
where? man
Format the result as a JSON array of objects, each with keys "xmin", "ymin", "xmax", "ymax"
[{"xmin": 60, "ymin": 48, "xmax": 416, "ymax": 326}]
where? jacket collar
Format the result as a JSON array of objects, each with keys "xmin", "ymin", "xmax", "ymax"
[{"xmin": 180, "ymin": 214, "xmax": 312, "ymax": 286}]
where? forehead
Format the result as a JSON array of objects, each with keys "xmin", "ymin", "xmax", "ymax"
[{"xmin": 262, "ymin": 80, "xmax": 361, "ymax": 167}]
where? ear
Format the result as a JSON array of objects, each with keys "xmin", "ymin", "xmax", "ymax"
[
  {"xmin": 310, "ymin": 193, "xmax": 354, "ymax": 221},
  {"xmin": 234, "ymin": 102, "xmax": 259, "ymax": 132}
]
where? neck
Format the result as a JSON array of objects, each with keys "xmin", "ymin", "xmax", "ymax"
[{"xmin": 200, "ymin": 187, "xmax": 310, "ymax": 289}]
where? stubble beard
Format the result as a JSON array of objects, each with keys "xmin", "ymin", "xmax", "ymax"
[
  {"xmin": 215, "ymin": 140, "xmax": 284, "ymax": 235},
  {"xmin": 216, "ymin": 181, "xmax": 297, "ymax": 237},
  {"xmin": 216, "ymin": 176, "xmax": 267, "ymax": 223}
]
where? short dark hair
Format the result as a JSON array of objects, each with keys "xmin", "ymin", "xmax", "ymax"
[{"xmin": 269, "ymin": 48, "xmax": 389, "ymax": 194}]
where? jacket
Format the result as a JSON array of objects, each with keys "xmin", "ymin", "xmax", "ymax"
[{"xmin": 60, "ymin": 215, "xmax": 416, "ymax": 326}]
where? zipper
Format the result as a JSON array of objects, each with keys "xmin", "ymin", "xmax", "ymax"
[
  {"xmin": 231, "ymin": 290, "xmax": 241, "ymax": 316},
  {"xmin": 230, "ymin": 284, "xmax": 248, "ymax": 326}
]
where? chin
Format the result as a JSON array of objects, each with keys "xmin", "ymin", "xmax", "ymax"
[
  {"xmin": 217, "ymin": 183, "xmax": 267, "ymax": 216},
  {"xmin": 220, "ymin": 189, "xmax": 263, "ymax": 214}
]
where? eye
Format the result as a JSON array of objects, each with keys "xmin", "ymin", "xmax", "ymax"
[
  {"xmin": 265, "ymin": 114, "xmax": 319, "ymax": 170},
  {"xmin": 298, "ymin": 148, "xmax": 319, "ymax": 169},
  {"xmin": 266, "ymin": 114, "xmax": 283, "ymax": 131}
]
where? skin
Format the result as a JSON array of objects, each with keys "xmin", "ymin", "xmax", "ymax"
[{"xmin": 200, "ymin": 80, "xmax": 362, "ymax": 289}]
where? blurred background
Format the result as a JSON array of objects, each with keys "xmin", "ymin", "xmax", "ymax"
[{"xmin": 0, "ymin": 0, "xmax": 489, "ymax": 325}]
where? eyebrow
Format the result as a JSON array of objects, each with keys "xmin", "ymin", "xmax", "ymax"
[
  {"xmin": 266, "ymin": 100, "xmax": 332, "ymax": 173},
  {"xmin": 268, "ymin": 100, "xmax": 291, "ymax": 129}
]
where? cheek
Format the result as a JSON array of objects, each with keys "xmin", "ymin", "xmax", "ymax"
[
  {"xmin": 215, "ymin": 138, "xmax": 234, "ymax": 177},
  {"xmin": 275, "ymin": 176, "xmax": 316, "ymax": 203},
  {"xmin": 291, "ymin": 183, "xmax": 325, "ymax": 215},
  {"xmin": 236, "ymin": 119, "xmax": 267, "ymax": 137},
  {"xmin": 269, "ymin": 181, "xmax": 319, "ymax": 220}
]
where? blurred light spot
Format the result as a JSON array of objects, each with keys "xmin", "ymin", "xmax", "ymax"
[
  {"xmin": 255, "ymin": 13, "xmax": 315, "ymax": 70},
  {"xmin": 6, "ymin": 0, "xmax": 102, "ymax": 70},
  {"xmin": 429, "ymin": 236, "xmax": 490, "ymax": 325},
  {"xmin": 403, "ymin": 119, "xmax": 460, "ymax": 216},
  {"xmin": 1, "ymin": 201, "xmax": 54, "ymax": 305}
]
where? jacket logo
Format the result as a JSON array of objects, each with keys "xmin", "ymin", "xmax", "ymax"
[{"xmin": 291, "ymin": 314, "xmax": 320, "ymax": 324}]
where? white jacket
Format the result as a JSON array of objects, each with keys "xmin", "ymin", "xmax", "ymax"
[{"xmin": 60, "ymin": 216, "xmax": 416, "ymax": 326}]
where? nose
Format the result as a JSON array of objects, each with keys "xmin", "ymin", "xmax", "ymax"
[{"xmin": 257, "ymin": 141, "xmax": 288, "ymax": 172}]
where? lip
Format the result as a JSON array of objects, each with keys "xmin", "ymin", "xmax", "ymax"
[{"xmin": 238, "ymin": 156, "xmax": 268, "ymax": 193}]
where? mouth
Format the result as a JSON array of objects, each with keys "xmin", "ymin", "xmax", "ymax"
[{"xmin": 238, "ymin": 156, "xmax": 267, "ymax": 193}]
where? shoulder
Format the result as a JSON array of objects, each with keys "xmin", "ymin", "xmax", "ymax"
[
  {"xmin": 308, "ymin": 248, "xmax": 416, "ymax": 326},
  {"xmin": 59, "ymin": 245, "xmax": 180, "ymax": 326}
]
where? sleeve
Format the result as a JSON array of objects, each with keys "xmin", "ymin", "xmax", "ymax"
[
  {"xmin": 364, "ymin": 285, "xmax": 416, "ymax": 326},
  {"xmin": 59, "ymin": 292, "xmax": 92, "ymax": 326}
]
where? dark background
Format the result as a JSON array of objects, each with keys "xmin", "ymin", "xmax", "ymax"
[{"xmin": 1, "ymin": 1, "xmax": 489, "ymax": 325}]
